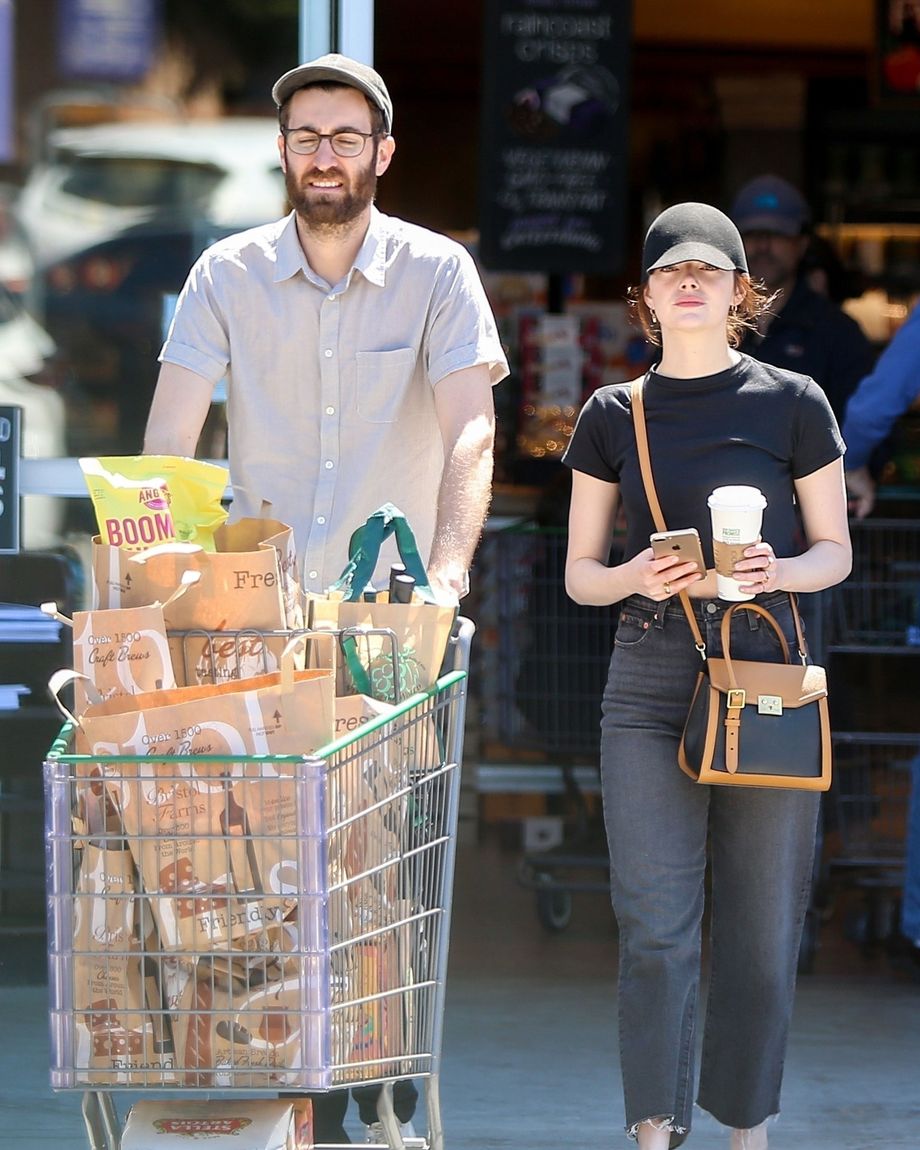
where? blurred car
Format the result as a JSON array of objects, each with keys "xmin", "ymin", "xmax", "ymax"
[
  {"xmin": 17, "ymin": 118, "xmax": 286, "ymax": 267},
  {"xmin": 0, "ymin": 184, "xmax": 36, "ymax": 302},
  {"xmin": 15, "ymin": 118, "xmax": 287, "ymax": 453},
  {"xmin": 0, "ymin": 284, "xmax": 66, "ymax": 549}
]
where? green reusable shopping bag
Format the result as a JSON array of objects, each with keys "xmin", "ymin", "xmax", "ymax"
[{"xmin": 308, "ymin": 504, "xmax": 456, "ymax": 703}]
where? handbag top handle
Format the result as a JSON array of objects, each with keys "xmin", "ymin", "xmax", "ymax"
[
  {"xmin": 719, "ymin": 600, "xmax": 791, "ymax": 667},
  {"xmin": 629, "ymin": 374, "xmax": 808, "ymax": 662}
]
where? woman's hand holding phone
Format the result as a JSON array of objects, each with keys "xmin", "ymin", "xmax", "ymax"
[{"xmin": 642, "ymin": 528, "xmax": 706, "ymax": 601}]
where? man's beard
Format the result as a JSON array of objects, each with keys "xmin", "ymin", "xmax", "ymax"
[{"xmin": 285, "ymin": 152, "xmax": 378, "ymax": 233}]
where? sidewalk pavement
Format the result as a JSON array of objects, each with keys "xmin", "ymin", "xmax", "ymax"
[{"xmin": 3, "ymin": 828, "xmax": 920, "ymax": 1149}]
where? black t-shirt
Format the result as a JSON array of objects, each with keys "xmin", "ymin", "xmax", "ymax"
[{"xmin": 562, "ymin": 354, "xmax": 845, "ymax": 567}]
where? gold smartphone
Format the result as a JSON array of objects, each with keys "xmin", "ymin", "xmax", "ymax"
[{"xmin": 650, "ymin": 528, "xmax": 706, "ymax": 572}]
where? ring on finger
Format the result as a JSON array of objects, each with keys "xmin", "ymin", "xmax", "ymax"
[{"xmin": 664, "ymin": 581, "xmax": 672, "ymax": 596}]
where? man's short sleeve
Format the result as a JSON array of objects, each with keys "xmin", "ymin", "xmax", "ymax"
[
  {"xmin": 159, "ymin": 253, "xmax": 231, "ymax": 385},
  {"xmin": 426, "ymin": 246, "xmax": 509, "ymax": 386}
]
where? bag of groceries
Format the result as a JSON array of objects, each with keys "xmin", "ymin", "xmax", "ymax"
[
  {"xmin": 91, "ymin": 516, "xmax": 305, "ymax": 685},
  {"xmin": 80, "ymin": 455, "xmax": 229, "ymax": 551},
  {"xmin": 72, "ymin": 842, "xmax": 177, "ymax": 1085},
  {"xmin": 49, "ymin": 639, "xmax": 334, "ymax": 952},
  {"xmin": 44, "ymin": 572, "xmax": 200, "ymax": 714},
  {"xmin": 307, "ymin": 504, "xmax": 455, "ymax": 703}
]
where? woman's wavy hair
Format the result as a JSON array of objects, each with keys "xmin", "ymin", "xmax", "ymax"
[{"xmin": 628, "ymin": 272, "xmax": 777, "ymax": 349}]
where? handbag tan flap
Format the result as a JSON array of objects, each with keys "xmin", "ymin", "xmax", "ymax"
[{"xmin": 706, "ymin": 657, "xmax": 827, "ymax": 708}]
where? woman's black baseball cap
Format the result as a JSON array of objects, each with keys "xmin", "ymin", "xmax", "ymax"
[{"xmin": 642, "ymin": 202, "xmax": 748, "ymax": 281}]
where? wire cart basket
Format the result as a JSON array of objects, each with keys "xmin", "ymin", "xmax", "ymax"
[
  {"xmin": 819, "ymin": 517, "xmax": 920, "ymax": 955},
  {"xmin": 43, "ymin": 618, "xmax": 473, "ymax": 1150},
  {"xmin": 483, "ymin": 523, "xmax": 619, "ymax": 932}
]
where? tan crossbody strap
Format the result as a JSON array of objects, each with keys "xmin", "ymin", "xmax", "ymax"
[
  {"xmin": 630, "ymin": 375, "xmax": 707, "ymax": 650},
  {"xmin": 629, "ymin": 375, "xmax": 808, "ymax": 660}
]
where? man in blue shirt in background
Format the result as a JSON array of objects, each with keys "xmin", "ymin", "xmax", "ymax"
[{"xmin": 842, "ymin": 301, "xmax": 920, "ymax": 518}]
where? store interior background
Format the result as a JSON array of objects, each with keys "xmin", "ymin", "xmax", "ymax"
[
  {"xmin": 375, "ymin": 0, "xmax": 920, "ymax": 491},
  {"xmin": 8, "ymin": 0, "xmax": 919, "ymax": 492}
]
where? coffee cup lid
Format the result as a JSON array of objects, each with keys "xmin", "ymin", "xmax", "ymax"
[{"xmin": 707, "ymin": 485, "xmax": 767, "ymax": 510}]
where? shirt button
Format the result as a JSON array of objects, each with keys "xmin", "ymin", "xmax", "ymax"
[
  {"xmin": 327, "ymin": 293, "xmax": 336, "ymax": 301},
  {"xmin": 324, "ymin": 460, "xmax": 334, "ymax": 469},
  {"xmin": 324, "ymin": 349, "xmax": 333, "ymax": 358},
  {"xmin": 706, "ymin": 603, "xmax": 718, "ymax": 615},
  {"xmin": 309, "ymin": 570, "xmax": 318, "ymax": 580},
  {"xmin": 316, "ymin": 516, "xmax": 326, "ymax": 525},
  {"xmin": 325, "ymin": 406, "xmax": 335, "ymax": 415}
]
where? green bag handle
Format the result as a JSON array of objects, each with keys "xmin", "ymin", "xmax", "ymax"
[
  {"xmin": 329, "ymin": 503, "xmax": 435, "ymax": 603},
  {"xmin": 341, "ymin": 628, "xmax": 379, "ymax": 700}
]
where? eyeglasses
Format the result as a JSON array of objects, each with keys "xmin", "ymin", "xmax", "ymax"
[{"xmin": 281, "ymin": 128, "xmax": 378, "ymax": 157}]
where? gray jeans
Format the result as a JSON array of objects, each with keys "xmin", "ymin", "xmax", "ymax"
[{"xmin": 600, "ymin": 591, "xmax": 819, "ymax": 1141}]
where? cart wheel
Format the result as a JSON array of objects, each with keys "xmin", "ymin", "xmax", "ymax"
[{"xmin": 535, "ymin": 876, "xmax": 573, "ymax": 932}]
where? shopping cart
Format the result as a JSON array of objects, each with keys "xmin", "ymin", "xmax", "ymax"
[
  {"xmin": 484, "ymin": 523, "xmax": 619, "ymax": 931},
  {"xmin": 825, "ymin": 517, "xmax": 920, "ymax": 654},
  {"xmin": 827, "ymin": 733, "xmax": 920, "ymax": 951},
  {"xmin": 43, "ymin": 618, "xmax": 473, "ymax": 1150},
  {"xmin": 821, "ymin": 517, "xmax": 920, "ymax": 954}
]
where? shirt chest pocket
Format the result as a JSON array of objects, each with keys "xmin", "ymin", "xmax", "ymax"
[{"xmin": 355, "ymin": 347, "xmax": 418, "ymax": 424}]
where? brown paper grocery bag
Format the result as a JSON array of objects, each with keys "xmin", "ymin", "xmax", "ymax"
[
  {"xmin": 70, "ymin": 603, "xmax": 176, "ymax": 713},
  {"xmin": 330, "ymin": 935, "xmax": 405, "ymax": 1081},
  {"xmin": 51, "ymin": 651, "xmax": 334, "ymax": 953},
  {"xmin": 168, "ymin": 615, "xmax": 337, "ymax": 689},
  {"xmin": 68, "ymin": 651, "xmax": 333, "ymax": 761},
  {"xmin": 172, "ymin": 967, "xmax": 324, "ymax": 1088},
  {"xmin": 73, "ymin": 844, "xmax": 177, "ymax": 1085},
  {"xmin": 91, "ymin": 516, "xmax": 302, "ymax": 637},
  {"xmin": 308, "ymin": 597, "xmax": 455, "ymax": 702},
  {"xmin": 170, "ymin": 629, "xmax": 294, "ymax": 688},
  {"xmin": 307, "ymin": 503, "xmax": 455, "ymax": 702}
]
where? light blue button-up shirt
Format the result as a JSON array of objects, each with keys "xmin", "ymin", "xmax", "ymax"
[{"xmin": 161, "ymin": 207, "xmax": 508, "ymax": 591}]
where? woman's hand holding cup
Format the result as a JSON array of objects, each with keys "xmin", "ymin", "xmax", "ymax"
[{"xmin": 732, "ymin": 540, "xmax": 780, "ymax": 596}]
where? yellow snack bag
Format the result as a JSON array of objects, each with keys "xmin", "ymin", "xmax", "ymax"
[{"xmin": 80, "ymin": 456, "xmax": 229, "ymax": 552}]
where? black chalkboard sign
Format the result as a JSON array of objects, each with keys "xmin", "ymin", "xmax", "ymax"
[
  {"xmin": 478, "ymin": 0, "xmax": 631, "ymax": 274},
  {"xmin": 0, "ymin": 406, "xmax": 21, "ymax": 554}
]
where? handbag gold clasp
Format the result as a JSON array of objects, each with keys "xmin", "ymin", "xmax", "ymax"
[
  {"xmin": 727, "ymin": 688, "xmax": 746, "ymax": 710},
  {"xmin": 758, "ymin": 694, "xmax": 783, "ymax": 716}
]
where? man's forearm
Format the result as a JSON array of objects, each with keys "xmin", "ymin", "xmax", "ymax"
[
  {"xmin": 427, "ymin": 432, "xmax": 494, "ymax": 597},
  {"xmin": 144, "ymin": 364, "xmax": 214, "ymax": 457}
]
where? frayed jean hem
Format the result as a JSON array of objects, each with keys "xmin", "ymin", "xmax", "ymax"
[
  {"xmin": 626, "ymin": 1116, "xmax": 688, "ymax": 1141},
  {"xmin": 694, "ymin": 1101, "xmax": 779, "ymax": 1139}
]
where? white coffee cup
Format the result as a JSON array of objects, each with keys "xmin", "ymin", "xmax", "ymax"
[{"xmin": 708, "ymin": 485, "xmax": 768, "ymax": 601}]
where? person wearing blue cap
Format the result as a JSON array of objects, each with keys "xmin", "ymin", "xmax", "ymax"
[
  {"xmin": 729, "ymin": 174, "xmax": 874, "ymax": 424},
  {"xmin": 563, "ymin": 202, "xmax": 851, "ymax": 1150}
]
